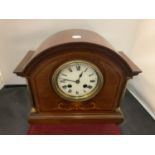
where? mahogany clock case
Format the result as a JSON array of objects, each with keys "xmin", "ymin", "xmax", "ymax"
[{"xmin": 14, "ymin": 29, "xmax": 141, "ymax": 124}]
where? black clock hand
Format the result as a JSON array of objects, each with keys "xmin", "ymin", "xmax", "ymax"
[
  {"xmin": 79, "ymin": 72, "xmax": 83, "ymax": 78},
  {"xmin": 60, "ymin": 79, "xmax": 76, "ymax": 83},
  {"xmin": 78, "ymin": 71, "xmax": 83, "ymax": 80}
]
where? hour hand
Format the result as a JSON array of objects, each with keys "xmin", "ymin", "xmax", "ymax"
[{"xmin": 78, "ymin": 71, "xmax": 83, "ymax": 79}]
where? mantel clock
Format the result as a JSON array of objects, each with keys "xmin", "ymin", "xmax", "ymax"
[{"xmin": 14, "ymin": 29, "xmax": 141, "ymax": 124}]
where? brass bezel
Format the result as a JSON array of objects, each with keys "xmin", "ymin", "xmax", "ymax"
[{"xmin": 52, "ymin": 60, "xmax": 104, "ymax": 102}]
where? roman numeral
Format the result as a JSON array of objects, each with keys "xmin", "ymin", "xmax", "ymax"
[
  {"xmin": 84, "ymin": 67, "xmax": 88, "ymax": 72},
  {"xmin": 68, "ymin": 67, "xmax": 72, "ymax": 72},
  {"xmin": 62, "ymin": 85, "xmax": 67, "ymax": 89},
  {"xmin": 61, "ymin": 73, "xmax": 67, "ymax": 76},
  {"xmin": 90, "ymin": 80, "xmax": 95, "ymax": 83},
  {"xmin": 60, "ymin": 79, "xmax": 66, "ymax": 83},
  {"xmin": 89, "ymin": 73, "xmax": 94, "ymax": 77},
  {"xmin": 76, "ymin": 64, "xmax": 81, "ymax": 71},
  {"xmin": 87, "ymin": 85, "xmax": 93, "ymax": 89},
  {"xmin": 76, "ymin": 91, "xmax": 79, "ymax": 95},
  {"xmin": 68, "ymin": 89, "xmax": 72, "ymax": 93}
]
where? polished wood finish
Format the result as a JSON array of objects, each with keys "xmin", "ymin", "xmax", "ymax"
[
  {"xmin": 14, "ymin": 29, "xmax": 141, "ymax": 124},
  {"xmin": 29, "ymin": 111, "xmax": 123, "ymax": 124},
  {"xmin": 118, "ymin": 52, "xmax": 142, "ymax": 76}
]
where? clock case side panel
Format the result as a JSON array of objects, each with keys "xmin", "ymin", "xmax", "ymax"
[
  {"xmin": 19, "ymin": 43, "xmax": 133, "ymax": 113},
  {"xmin": 27, "ymin": 78, "xmax": 41, "ymax": 112}
]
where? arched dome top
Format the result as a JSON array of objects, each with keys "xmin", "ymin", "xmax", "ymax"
[
  {"xmin": 36, "ymin": 29, "xmax": 115, "ymax": 53},
  {"xmin": 14, "ymin": 29, "xmax": 141, "ymax": 77}
]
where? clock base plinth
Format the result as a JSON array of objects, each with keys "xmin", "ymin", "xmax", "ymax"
[{"xmin": 29, "ymin": 111, "xmax": 123, "ymax": 124}]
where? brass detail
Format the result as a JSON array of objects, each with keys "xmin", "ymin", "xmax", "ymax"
[
  {"xmin": 54, "ymin": 102, "xmax": 101, "ymax": 111},
  {"xmin": 31, "ymin": 107, "xmax": 36, "ymax": 113},
  {"xmin": 52, "ymin": 60, "xmax": 104, "ymax": 102}
]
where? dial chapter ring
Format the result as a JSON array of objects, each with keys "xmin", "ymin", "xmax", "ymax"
[{"xmin": 52, "ymin": 60, "xmax": 104, "ymax": 102}]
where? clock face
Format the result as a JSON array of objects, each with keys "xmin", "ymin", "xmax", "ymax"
[{"xmin": 52, "ymin": 60, "xmax": 103, "ymax": 101}]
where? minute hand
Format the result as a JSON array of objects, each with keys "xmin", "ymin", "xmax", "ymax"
[{"xmin": 61, "ymin": 79, "xmax": 76, "ymax": 83}]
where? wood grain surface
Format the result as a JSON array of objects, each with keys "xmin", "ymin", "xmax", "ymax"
[{"xmin": 14, "ymin": 29, "xmax": 141, "ymax": 124}]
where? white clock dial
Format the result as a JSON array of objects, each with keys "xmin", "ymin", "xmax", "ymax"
[{"xmin": 52, "ymin": 60, "xmax": 103, "ymax": 101}]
